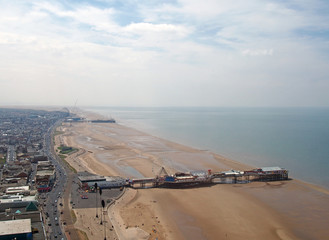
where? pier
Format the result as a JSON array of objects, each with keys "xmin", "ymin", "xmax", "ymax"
[
  {"xmin": 77, "ymin": 166, "xmax": 289, "ymax": 190},
  {"xmin": 128, "ymin": 166, "xmax": 289, "ymax": 189}
]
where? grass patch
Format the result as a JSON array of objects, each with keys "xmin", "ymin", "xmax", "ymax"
[
  {"xmin": 58, "ymin": 146, "xmax": 78, "ymax": 155},
  {"xmin": 57, "ymin": 149, "xmax": 78, "ymax": 173},
  {"xmin": 61, "ymin": 157, "xmax": 77, "ymax": 173},
  {"xmin": 77, "ymin": 229, "xmax": 89, "ymax": 240},
  {"xmin": 54, "ymin": 130, "xmax": 65, "ymax": 136},
  {"xmin": 67, "ymin": 163, "xmax": 77, "ymax": 173},
  {"xmin": 70, "ymin": 210, "xmax": 77, "ymax": 223},
  {"xmin": 51, "ymin": 127, "xmax": 77, "ymax": 173},
  {"xmin": 0, "ymin": 158, "xmax": 6, "ymax": 164}
]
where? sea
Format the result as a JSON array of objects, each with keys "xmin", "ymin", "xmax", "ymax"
[{"xmin": 83, "ymin": 107, "xmax": 329, "ymax": 189}]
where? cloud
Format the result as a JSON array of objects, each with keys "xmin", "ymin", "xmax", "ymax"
[
  {"xmin": 124, "ymin": 22, "xmax": 191, "ymax": 37},
  {"xmin": 32, "ymin": 2, "xmax": 118, "ymax": 32},
  {"xmin": 0, "ymin": 0, "xmax": 328, "ymax": 107},
  {"xmin": 242, "ymin": 49, "xmax": 274, "ymax": 56}
]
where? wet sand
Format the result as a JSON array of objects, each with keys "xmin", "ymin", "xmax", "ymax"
[{"xmin": 59, "ymin": 110, "xmax": 329, "ymax": 240}]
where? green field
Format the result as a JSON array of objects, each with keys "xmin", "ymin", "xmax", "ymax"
[
  {"xmin": 0, "ymin": 158, "xmax": 6, "ymax": 164},
  {"xmin": 57, "ymin": 146, "xmax": 78, "ymax": 155}
]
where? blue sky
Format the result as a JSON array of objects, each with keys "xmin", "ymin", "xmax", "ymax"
[{"xmin": 0, "ymin": 0, "xmax": 329, "ymax": 107}]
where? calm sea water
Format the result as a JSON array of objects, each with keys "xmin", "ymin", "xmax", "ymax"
[{"xmin": 84, "ymin": 107, "xmax": 329, "ymax": 189}]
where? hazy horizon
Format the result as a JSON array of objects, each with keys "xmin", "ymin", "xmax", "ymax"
[
  {"xmin": 1, "ymin": 0, "xmax": 329, "ymax": 107},
  {"xmin": 2, "ymin": 104, "xmax": 329, "ymax": 109}
]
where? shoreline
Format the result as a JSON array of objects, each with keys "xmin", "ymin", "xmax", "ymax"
[
  {"xmin": 61, "ymin": 109, "xmax": 329, "ymax": 240},
  {"xmin": 75, "ymin": 108, "xmax": 328, "ymax": 190},
  {"xmin": 86, "ymin": 106, "xmax": 329, "ymax": 190}
]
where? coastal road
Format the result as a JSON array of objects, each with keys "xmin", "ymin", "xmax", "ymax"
[
  {"xmin": 38, "ymin": 119, "xmax": 77, "ymax": 240},
  {"xmin": 44, "ymin": 122, "xmax": 68, "ymax": 239},
  {"xmin": 48, "ymin": 122, "xmax": 80, "ymax": 240}
]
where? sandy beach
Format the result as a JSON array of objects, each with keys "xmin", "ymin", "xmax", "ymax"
[{"xmin": 58, "ymin": 110, "xmax": 329, "ymax": 240}]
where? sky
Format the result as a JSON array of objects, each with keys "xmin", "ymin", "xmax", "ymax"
[{"xmin": 1, "ymin": 0, "xmax": 329, "ymax": 107}]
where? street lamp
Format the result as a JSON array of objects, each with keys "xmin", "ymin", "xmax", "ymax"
[
  {"xmin": 99, "ymin": 188, "xmax": 103, "ymax": 225},
  {"xmin": 94, "ymin": 183, "xmax": 98, "ymax": 218},
  {"xmin": 102, "ymin": 200, "xmax": 106, "ymax": 240}
]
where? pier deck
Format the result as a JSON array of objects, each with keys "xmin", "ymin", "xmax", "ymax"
[{"xmin": 128, "ymin": 166, "xmax": 289, "ymax": 189}]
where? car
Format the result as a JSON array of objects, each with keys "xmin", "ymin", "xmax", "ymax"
[
  {"xmin": 55, "ymin": 217, "xmax": 58, "ymax": 221},
  {"xmin": 55, "ymin": 200, "xmax": 58, "ymax": 203}
]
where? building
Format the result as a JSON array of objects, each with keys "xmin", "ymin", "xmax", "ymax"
[
  {"xmin": 78, "ymin": 172, "xmax": 126, "ymax": 189},
  {"xmin": 84, "ymin": 176, "xmax": 126, "ymax": 189},
  {"xmin": 78, "ymin": 172, "xmax": 106, "ymax": 189},
  {"xmin": 35, "ymin": 161, "xmax": 55, "ymax": 192},
  {"xmin": 244, "ymin": 166, "xmax": 289, "ymax": 181},
  {"xmin": 36, "ymin": 161, "xmax": 54, "ymax": 171},
  {"xmin": 5, "ymin": 186, "xmax": 30, "ymax": 195},
  {"xmin": 31, "ymin": 155, "xmax": 48, "ymax": 163},
  {"xmin": 0, "ymin": 219, "xmax": 32, "ymax": 240},
  {"xmin": 0, "ymin": 195, "xmax": 38, "ymax": 212}
]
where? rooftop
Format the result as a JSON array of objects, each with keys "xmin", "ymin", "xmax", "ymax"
[
  {"xmin": 0, "ymin": 219, "xmax": 31, "ymax": 235},
  {"xmin": 261, "ymin": 167, "xmax": 285, "ymax": 172},
  {"xmin": 37, "ymin": 161, "xmax": 52, "ymax": 165},
  {"xmin": 0, "ymin": 194, "xmax": 37, "ymax": 203},
  {"xmin": 105, "ymin": 176, "xmax": 126, "ymax": 181},
  {"xmin": 36, "ymin": 170, "xmax": 55, "ymax": 176},
  {"xmin": 78, "ymin": 175, "xmax": 106, "ymax": 182},
  {"xmin": 6, "ymin": 186, "xmax": 29, "ymax": 192}
]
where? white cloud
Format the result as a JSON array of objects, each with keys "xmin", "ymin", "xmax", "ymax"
[
  {"xmin": 0, "ymin": 0, "xmax": 328, "ymax": 107},
  {"xmin": 242, "ymin": 49, "xmax": 274, "ymax": 56},
  {"xmin": 32, "ymin": 2, "xmax": 118, "ymax": 32},
  {"xmin": 124, "ymin": 22, "xmax": 191, "ymax": 37}
]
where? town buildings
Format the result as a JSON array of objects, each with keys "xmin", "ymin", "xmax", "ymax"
[{"xmin": 0, "ymin": 108, "xmax": 68, "ymax": 239}]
